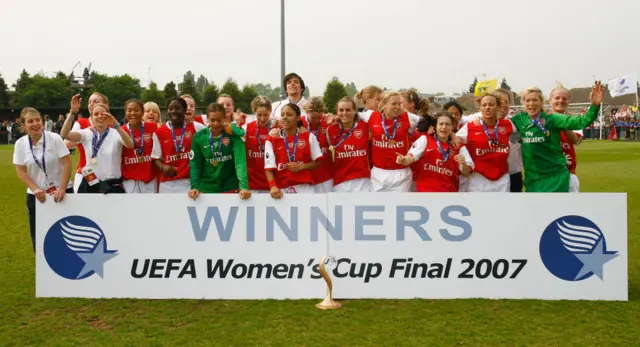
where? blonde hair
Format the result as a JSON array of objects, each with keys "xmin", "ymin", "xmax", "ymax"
[
  {"xmin": 549, "ymin": 83, "xmax": 571, "ymax": 100},
  {"xmin": 493, "ymin": 88, "xmax": 513, "ymax": 103},
  {"xmin": 355, "ymin": 85, "xmax": 382, "ymax": 107},
  {"xmin": 475, "ymin": 93, "xmax": 503, "ymax": 108},
  {"xmin": 251, "ymin": 96, "xmax": 272, "ymax": 113},
  {"xmin": 336, "ymin": 96, "xmax": 358, "ymax": 112},
  {"xmin": 521, "ymin": 87, "xmax": 545, "ymax": 103},
  {"xmin": 144, "ymin": 101, "xmax": 162, "ymax": 124},
  {"xmin": 400, "ymin": 89, "xmax": 429, "ymax": 117},
  {"xmin": 379, "ymin": 91, "xmax": 402, "ymax": 111},
  {"xmin": 304, "ymin": 96, "xmax": 326, "ymax": 113},
  {"xmin": 91, "ymin": 103, "xmax": 110, "ymax": 115},
  {"xmin": 180, "ymin": 94, "xmax": 195, "ymax": 102},
  {"xmin": 90, "ymin": 92, "xmax": 109, "ymax": 106}
]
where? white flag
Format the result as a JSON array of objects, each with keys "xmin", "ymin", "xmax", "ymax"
[{"xmin": 608, "ymin": 74, "xmax": 637, "ymax": 97}]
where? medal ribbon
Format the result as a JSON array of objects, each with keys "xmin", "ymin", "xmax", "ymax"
[
  {"xmin": 169, "ymin": 122, "xmax": 187, "ymax": 152},
  {"xmin": 532, "ymin": 114, "xmax": 548, "ymax": 135},
  {"xmin": 281, "ymin": 128, "xmax": 299, "ymax": 162},
  {"xmin": 29, "ymin": 134, "xmax": 47, "ymax": 177},
  {"xmin": 91, "ymin": 128, "xmax": 110, "ymax": 159},
  {"xmin": 434, "ymin": 134, "xmax": 451, "ymax": 162},
  {"xmin": 257, "ymin": 120, "xmax": 271, "ymax": 151},
  {"xmin": 332, "ymin": 121, "xmax": 357, "ymax": 148},
  {"xmin": 481, "ymin": 119, "xmax": 500, "ymax": 146},
  {"xmin": 209, "ymin": 131, "xmax": 222, "ymax": 160},
  {"xmin": 381, "ymin": 113, "xmax": 398, "ymax": 141},
  {"xmin": 127, "ymin": 123, "xmax": 145, "ymax": 156},
  {"xmin": 306, "ymin": 117, "xmax": 320, "ymax": 137}
]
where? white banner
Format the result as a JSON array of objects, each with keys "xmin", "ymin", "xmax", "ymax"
[
  {"xmin": 36, "ymin": 193, "xmax": 628, "ymax": 301},
  {"xmin": 608, "ymin": 74, "xmax": 637, "ymax": 97}
]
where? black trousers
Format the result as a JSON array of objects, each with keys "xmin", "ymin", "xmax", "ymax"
[
  {"xmin": 510, "ymin": 172, "xmax": 523, "ymax": 193},
  {"xmin": 26, "ymin": 194, "xmax": 36, "ymax": 252}
]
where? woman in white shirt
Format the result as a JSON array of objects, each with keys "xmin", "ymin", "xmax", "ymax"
[
  {"xmin": 60, "ymin": 102, "xmax": 134, "ymax": 193},
  {"xmin": 13, "ymin": 107, "xmax": 72, "ymax": 251}
]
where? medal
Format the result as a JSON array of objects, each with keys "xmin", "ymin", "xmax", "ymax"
[
  {"xmin": 91, "ymin": 127, "xmax": 110, "ymax": 164},
  {"xmin": 169, "ymin": 121, "xmax": 187, "ymax": 153},
  {"xmin": 91, "ymin": 157, "xmax": 98, "ymax": 164},
  {"xmin": 328, "ymin": 146, "xmax": 335, "ymax": 162},
  {"xmin": 281, "ymin": 128, "xmax": 299, "ymax": 162},
  {"xmin": 329, "ymin": 121, "xmax": 358, "ymax": 162},
  {"xmin": 435, "ymin": 135, "xmax": 451, "ymax": 164},
  {"xmin": 212, "ymin": 160, "xmax": 218, "ymax": 167},
  {"xmin": 381, "ymin": 114, "xmax": 398, "ymax": 144},
  {"xmin": 481, "ymin": 119, "xmax": 501, "ymax": 147}
]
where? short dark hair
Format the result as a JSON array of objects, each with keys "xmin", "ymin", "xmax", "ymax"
[
  {"xmin": 442, "ymin": 100, "xmax": 464, "ymax": 115},
  {"xmin": 206, "ymin": 103, "xmax": 226, "ymax": 115},
  {"xmin": 167, "ymin": 97, "xmax": 187, "ymax": 111},
  {"xmin": 284, "ymin": 73, "xmax": 305, "ymax": 94}
]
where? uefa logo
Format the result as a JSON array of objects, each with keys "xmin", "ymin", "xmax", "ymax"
[
  {"xmin": 43, "ymin": 216, "xmax": 118, "ymax": 280},
  {"xmin": 539, "ymin": 215, "xmax": 619, "ymax": 281}
]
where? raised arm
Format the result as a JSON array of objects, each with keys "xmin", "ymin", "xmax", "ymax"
[{"xmin": 553, "ymin": 82, "xmax": 603, "ymax": 131}]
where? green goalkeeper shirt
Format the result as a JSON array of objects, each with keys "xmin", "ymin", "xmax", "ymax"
[
  {"xmin": 510, "ymin": 104, "xmax": 600, "ymax": 181},
  {"xmin": 189, "ymin": 126, "xmax": 249, "ymax": 193}
]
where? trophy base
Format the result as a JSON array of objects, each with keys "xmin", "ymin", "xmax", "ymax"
[{"xmin": 316, "ymin": 297, "xmax": 342, "ymax": 310}]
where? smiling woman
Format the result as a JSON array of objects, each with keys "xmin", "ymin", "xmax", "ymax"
[
  {"xmin": 121, "ymin": 99, "xmax": 159, "ymax": 193},
  {"xmin": 13, "ymin": 107, "xmax": 72, "ymax": 251}
]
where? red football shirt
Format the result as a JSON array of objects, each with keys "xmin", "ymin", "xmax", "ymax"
[
  {"xmin": 457, "ymin": 119, "xmax": 513, "ymax": 181},
  {"xmin": 121, "ymin": 122, "xmax": 158, "ymax": 183},
  {"xmin": 560, "ymin": 130, "xmax": 582, "ymax": 174},
  {"xmin": 368, "ymin": 112, "xmax": 412, "ymax": 170},
  {"xmin": 243, "ymin": 121, "xmax": 270, "ymax": 190},
  {"xmin": 264, "ymin": 131, "xmax": 323, "ymax": 189},
  {"xmin": 409, "ymin": 135, "xmax": 472, "ymax": 192},
  {"xmin": 325, "ymin": 121, "xmax": 370, "ymax": 186},
  {"xmin": 152, "ymin": 122, "xmax": 201, "ymax": 182},
  {"xmin": 302, "ymin": 116, "xmax": 333, "ymax": 184}
]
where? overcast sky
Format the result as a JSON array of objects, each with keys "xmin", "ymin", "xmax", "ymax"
[{"xmin": 1, "ymin": 0, "xmax": 639, "ymax": 97}]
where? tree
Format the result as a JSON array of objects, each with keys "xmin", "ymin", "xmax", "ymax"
[
  {"xmin": 196, "ymin": 74, "xmax": 209, "ymax": 95},
  {"xmin": 88, "ymin": 72, "xmax": 142, "ymax": 108},
  {"xmin": 220, "ymin": 78, "xmax": 242, "ymax": 106},
  {"xmin": 238, "ymin": 85, "xmax": 258, "ymax": 113},
  {"xmin": 202, "ymin": 83, "xmax": 220, "ymax": 106},
  {"xmin": 247, "ymin": 83, "xmax": 280, "ymax": 102},
  {"xmin": 178, "ymin": 70, "xmax": 200, "ymax": 103},
  {"xmin": 323, "ymin": 77, "xmax": 348, "ymax": 114},
  {"xmin": 163, "ymin": 81, "xmax": 178, "ymax": 101},
  {"xmin": 500, "ymin": 78, "xmax": 511, "ymax": 90},
  {"xmin": 11, "ymin": 72, "xmax": 74, "ymax": 108},
  {"xmin": 141, "ymin": 82, "xmax": 165, "ymax": 105},
  {"xmin": 303, "ymin": 86, "xmax": 310, "ymax": 99},
  {"xmin": 469, "ymin": 77, "xmax": 478, "ymax": 94},
  {"xmin": 345, "ymin": 82, "xmax": 358, "ymax": 98},
  {"xmin": 0, "ymin": 73, "xmax": 9, "ymax": 107}
]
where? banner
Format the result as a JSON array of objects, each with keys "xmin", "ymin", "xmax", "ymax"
[
  {"xmin": 608, "ymin": 74, "xmax": 637, "ymax": 97},
  {"xmin": 36, "ymin": 193, "xmax": 628, "ymax": 301},
  {"xmin": 474, "ymin": 79, "xmax": 498, "ymax": 96}
]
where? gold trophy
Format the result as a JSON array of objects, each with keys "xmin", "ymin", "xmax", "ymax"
[{"xmin": 316, "ymin": 256, "xmax": 341, "ymax": 310}]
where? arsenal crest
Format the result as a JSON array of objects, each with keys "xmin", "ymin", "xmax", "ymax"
[
  {"xmin": 498, "ymin": 126, "xmax": 506, "ymax": 134},
  {"xmin": 184, "ymin": 131, "xmax": 193, "ymax": 139},
  {"xmin": 354, "ymin": 129, "xmax": 363, "ymax": 139},
  {"xmin": 143, "ymin": 134, "xmax": 152, "ymax": 142},
  {"xmin": 222, "ymin": 137, "xmax": 230, "ymax": 146},
  {"xmin": 297, "ymin": 139, "xmax": 306, "ymax": 149}
]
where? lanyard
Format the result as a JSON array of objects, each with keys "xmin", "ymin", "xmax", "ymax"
[
  {"xmin": 91, "ymin": 128, "xmax": 110, "ymax": 158},
  {"xmin": 127, "ymin": 123, "xmax": 145, "ymax": 156},
  {"xmin": 169, "ymin": 122, "xmax": 187, "ymax": 152},
  {"xmin": 28, "ymin": 134, "xmax": 47, "ymax": 177},
  {"xmin": 381, "ymin": 113, "xmax": 398, "ymax": 141},
  {"xmin": 532, "ymin": 114, "xmax": 549, "ymax": 136},
  {"xmin": 481, "ymin": 119, "xmax": 500, "ymax": 145},
  {"xmin": 306, "ymin": 118, "xmax": 320, "ymax": 137},
  {"xmin": 257, "ymin": 121, "xmax": 271, "ymax": 151},
  {"xmin": 281, "ymin": 128, "xmax": 299, "ymax": 162},
  {"xmin": 434, "ymin": 135, "xmax": 450, "ymax": 162},
  {"xmin": 332, "ymin": 121, "xmax": 357, "ymax": 148},
  {"xmin": 209, "ymin": 131, "xmax": 222, "ymax": 158}
]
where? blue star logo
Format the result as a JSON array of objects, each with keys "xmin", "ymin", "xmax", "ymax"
[
  {"xmin": 573, "ymin": 239, "xmax": 619, "ymax": 280},
  {"xmin": 76, "ymin": 238, "xmax": 119, "ymax": 279}
]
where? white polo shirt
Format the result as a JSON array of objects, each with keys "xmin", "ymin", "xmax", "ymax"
[
  {"xmin": 79, "ymin": 128, "xmax": 125, "ymax": 180},
  {"xmin": 13, "ymin": 131, "xmax": 70, "ymax": 194},
  {"xmin": 270, "ymin": 97, "xmax": 307, "ymax": 121}
]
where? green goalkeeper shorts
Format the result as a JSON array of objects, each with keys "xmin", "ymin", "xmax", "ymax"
[{"xmin": 524, "ymin": 170, "xmax": 570, "ymax": 193}]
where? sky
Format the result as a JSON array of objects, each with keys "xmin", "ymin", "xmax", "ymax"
[{"xmin": 1, "ymin": 0, "xmax": 639, "ymax": 98}]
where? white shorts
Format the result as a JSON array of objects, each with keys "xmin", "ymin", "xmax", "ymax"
[
  {"xmin": 569, "ymin": 173, "xmax": 580, "ymax": 193},
  {"xmin": 370, "ymin": 167, "xmax": 412, "ymax": 192},
  {"xmin": 159, "ymin": 179, "xmax": 191, "ymax": 193},
  {"xmin": 458, "ymin": 176, "xmax": 469, "ymax": 192},
  {"xmin": 281, "ymin": 184, "xmax": 314, "ymax": 194},
  {"xmin": 313, "ymin": 179, "xmax": 334, "ymax": 193},
  {"xmin": 73, "ymin": 172, "xmax": 83, "ymax": 193},
  {"xmin": 333, "ymin": 178, "xmax": 371, "ymax": 193},
  {"xmin": 123, "ymin": 178, "xmax": 158, "ymax": 194},
  {"xmin": 467, "ymin": 172, "xmax": 510, "ymax": 192}
]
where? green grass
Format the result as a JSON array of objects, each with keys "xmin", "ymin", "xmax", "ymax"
[{"xmin": 1, "ymin": 141, "xmax": 638, "ymax": 346}]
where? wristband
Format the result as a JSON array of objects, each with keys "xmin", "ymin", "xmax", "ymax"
[{"xmin": 268, "ymin": 180, "xmax": 277, "ymax": 188}]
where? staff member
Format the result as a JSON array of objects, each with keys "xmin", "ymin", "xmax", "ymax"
[
  {"xmin": 122, "ymin": 99, "xmax": 159, "ymax": 193},
  {"xmin": 510, "ymin": 82, "xmax": 603, "ymax": 192},
  {"xmin": 271, "ymin": 73, "xmax": 307, "ymax": 121},
  {"xmin": 326, "ymin": 97, "xmax": 371, "ymax": 192},
  {"xmin": 60, "ymin": 103, "xmax": 134, "ymax": 193},
  {"xmin": 14, "ymin": 108, "xmax": 72, "ymax": 251},
  {"xmin": 264, "ymin": 103, "xmax": 323, "ymax": 198},
  {"xmin": 456, "ymin": 93, "xmax": 514, "ymax": 192},
  {"xmin": 151, "ymin": 97, "xmax": 206, "ymax": 193},
  {"xmin": 302, "ymin": 97, "xmax": 333, "ymax": 192},
  {"xmin": 242, "ymin": 96, "xmax": 274, "ymax": 193},
  {"xmin": 188, "ymin": 104, "xmax": 251, "ymax": 199},
  {"xmin": 397, "ymin": 112, "xmax": 473, "ymax": 192}
]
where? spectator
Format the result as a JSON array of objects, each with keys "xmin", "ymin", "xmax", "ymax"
[{"xmin": 44, "ymin": 115, "xmax": 54, "ymax": 132}]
